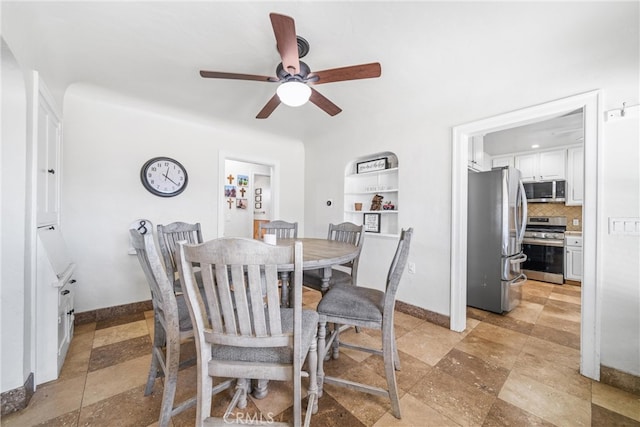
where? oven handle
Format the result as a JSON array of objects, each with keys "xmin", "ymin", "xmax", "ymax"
[{"xmin": 523, "ymin": 238, "xmax": 564, "ymax": 247}]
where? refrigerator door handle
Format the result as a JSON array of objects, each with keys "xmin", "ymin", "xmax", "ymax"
[
  {"xmin": 518, "ymin": 179, "xmax": 528, "ymax": 243},
  {"xmin": 510, "ymin": 273, "xmax": 527, "ymax": 285},
  {"xmin": 509, "ymin": 252, "xmax": 528, "ymax": 264}
]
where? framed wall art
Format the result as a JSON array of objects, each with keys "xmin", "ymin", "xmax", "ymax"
[
  {"xmin": 363, "ymin": 213, "xmax": 381, "ymax": 233},
  {"xmin": 357, "ymin": 157, "xmax": 388, "ymax": 174}
]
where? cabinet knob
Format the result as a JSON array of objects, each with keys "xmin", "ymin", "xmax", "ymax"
[
  {"xmin": 61, "ymin": 290, "xmax": 70, "ymax": 295},
  {"xmin": 48, "ymin": 226, "xmax": 55, "ymax": 230},
  {"xmin": 47, "ymin": 169, "xmax": 55, "ymax": 174},
  {"xmin": 70, "ymin": 279, "xmax": 77, "ymax": 284},
  {"xmin": 67, "ymin": 309, "xmax": 75, "ymax": 316}
]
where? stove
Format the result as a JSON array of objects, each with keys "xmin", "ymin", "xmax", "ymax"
[{"xmin": 522, "ymin": 216, "xmax": 567, "ymax": 284}]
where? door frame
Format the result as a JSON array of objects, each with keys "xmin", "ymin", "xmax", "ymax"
[
  {"xmin": 450, "ymin": 90, "xmax": 601, "ymax": 380},
  {"xmin": 218, "ymin": 152, "xmax": 279, "ymax": 238}
]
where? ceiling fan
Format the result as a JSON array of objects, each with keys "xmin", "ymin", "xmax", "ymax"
[{"xmin": 199, "ymin": 13, "xmax": 382, "ymax": 119}]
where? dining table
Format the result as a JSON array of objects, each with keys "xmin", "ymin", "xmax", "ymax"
[{"xmin": 273, "ymin": 237, "xmax": 360, "ymax": 307}]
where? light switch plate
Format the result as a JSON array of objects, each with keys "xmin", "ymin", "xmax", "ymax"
[{"xmin": 608, "ymin": 217, "xmax": 640, "ymax": 235}]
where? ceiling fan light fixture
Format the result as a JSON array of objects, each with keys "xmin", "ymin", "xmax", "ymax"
[{"xmin": 276, "ymin": 81, "xmax": 311, "ymax": 107}]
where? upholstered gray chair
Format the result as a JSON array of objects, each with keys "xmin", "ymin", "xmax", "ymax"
[
  {"xmin": 258, "ymin": 220, "xmax": 298, "ymax": 239},
  {"xmin": 130, "ymin": 222, "xmax": 221, "ymax": 427},
  {"xmin": 302, "ymin": 222, "xmax": 364, "ymax": 293},
  {"xmin": 178, "ymin": 237, "xmax": 318, "ymax": 427},
  {"xmin": 157, "ymin": 221, "xmax": 203, "ymax": 291},
  {"xmin": 316, "ymin": 228, "xmax": 413, "ymax": 419}
]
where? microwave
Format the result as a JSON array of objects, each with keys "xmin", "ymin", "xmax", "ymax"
[{"xmin": 523, "ymin": 180, "xmax": 566, "ymax": 203}]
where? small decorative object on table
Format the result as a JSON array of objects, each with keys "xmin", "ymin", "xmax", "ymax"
[
  {"xmin": 383, "ymin": 201, "xmax": 395, "ymax": 210},
  {"xmin": 370, "ymin": 194, "xmax": 384, "ymax": 211}
]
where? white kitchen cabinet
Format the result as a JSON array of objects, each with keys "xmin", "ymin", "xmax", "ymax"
[
  {"xmin": 35, "ymin": 77, "xmax": 62, "ymax": 227},
  {"xmin": 565, "ymin": 235, "xmax": 583, "ymax": 282},
  {"xmin": 515, "ymin": 149, "xmax": 566, "ymax": 182},
  {"xmin": 491, "ymin": 155, "xmax": 515, "ymax": 169},
  {"xmin": 566, "ymin": 146, "xmax": 584, "ymax": 206},
  {"xmin": 344, "ymin": 153, "xmax": 399, "ymax": 237},
  {"xmin": 468, "ymin": 136, "xmax": 487, "ymax": 171}
]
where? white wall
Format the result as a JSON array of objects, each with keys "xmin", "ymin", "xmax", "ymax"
[
  {"xmin": 1, "ymin": 39, "xmax": 29, "ymax": 391},
  {"xmin": 62, "ymin": 84, "xmax": 305, "ymax": 312},
  {"xmin": 303, "ymin": 2, "xmax": 639, "ymax": 375}
]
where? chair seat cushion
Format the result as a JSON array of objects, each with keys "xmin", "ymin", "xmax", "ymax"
[
  {"xmin": 317, "ymin": 284, "xmax": 384, "ymax": 323},
  {"xmin": 303, "ymin": 268, "xmax": 353, "ymax": 289},
  {"xmin": 211, "ymin": 309, "xmax": 319, "ymax": 364}
]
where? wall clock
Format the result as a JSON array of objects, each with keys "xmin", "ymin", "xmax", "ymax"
[{"xmin": 140, "ymin": 157, "xmax": 188, "ymax": 197}]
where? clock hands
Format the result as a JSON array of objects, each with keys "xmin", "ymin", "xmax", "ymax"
[{"xmin": 163, "ymin": 167, "xmax": 181, "ymax": 187}]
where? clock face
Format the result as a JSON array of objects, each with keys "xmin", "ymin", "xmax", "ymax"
[{"xmin": 140, "ymin": 157, "xmax": 188, "ymax": 197}]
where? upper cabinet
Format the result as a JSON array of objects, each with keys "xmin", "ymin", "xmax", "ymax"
[
  {"xmin": 344, "ymin": 152, "xmax": 399, "ymax": 237},
  {"xmin": 566, "ymin": 146, "xmax": 584, "ymax": 205},
  {"xmin": 491, "ymin": 155, "xmax": 515, "ymax": 169},
  {"xmin": 515, "ymin": 149, "xmax": 566, "ymax": 182},
  {"xmin": 35, "ymin": 75, "xmax": 62, "ymax": 227},
  {"xmin": 468, "ymin": 136, "xmax": 487, "ymax": 171}
]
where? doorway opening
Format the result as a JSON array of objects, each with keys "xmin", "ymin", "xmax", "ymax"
[
  {"xmin": 220, "ymin": 158, "xmax": 275, "ymax": 238},
  {"xmin": 450, "ymin": 91, "xmax": 601, "ymax": 380}
]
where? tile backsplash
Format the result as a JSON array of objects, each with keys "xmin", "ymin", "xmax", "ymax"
[{"xmin": 528, "ymin": 203, "xmax": 583, "ymax": 232}]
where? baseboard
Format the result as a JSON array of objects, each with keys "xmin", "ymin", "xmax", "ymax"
[
  {"xmin": 74, "ymin": 300, "xmax": 153, "ymax": 325},
  {"xmin": 600, "ymin": 365, "xmax": 640, "ymax": 396},
  {"xmin": 395, "ymin": 300, "xmax": 450, "ymax": 329},
  {"xmin": 1, "ymin": 372, "xmax": 34, "ymax": 416}
]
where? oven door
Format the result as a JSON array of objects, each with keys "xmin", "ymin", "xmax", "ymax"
[{"xmin": 522, "ymin": 240, "xmax": 564, "ymax": 284}]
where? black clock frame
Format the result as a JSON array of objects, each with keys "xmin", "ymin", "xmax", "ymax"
[{"xmin": 140, "ymin": 156, "xmax": 189, "ymax": 197}]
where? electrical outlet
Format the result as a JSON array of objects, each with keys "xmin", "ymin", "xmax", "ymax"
[
  {"xmin": 408, "ymin": 262, "xmax": 416, "ymax": 274},
  {"xmin": 573, "ymin": 218, "xmax": 580, "ymax": 226}
]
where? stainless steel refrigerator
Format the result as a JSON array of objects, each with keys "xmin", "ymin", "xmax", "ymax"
[{"xmin": 467, "ymin": 167, "xmax": 528, "ymax": 313}]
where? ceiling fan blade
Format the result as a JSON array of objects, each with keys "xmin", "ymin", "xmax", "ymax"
[
  {"xmin": 309, "ymin": 88, "xmax": 342, "ymax": 116},
  {"xmin": 269, "ymin": 13, "xmax": 300, "ymax": 75},
  {"xmin": 200, "ymin": 70, "xmax": 276, "ymax": 82},
  {"xmin": 256, "ymin": 94, "xmax": 281, "ymax": 119},
  {"xmin": 309, "ymin": 62, "xmax": 381, "ymax": 85}
]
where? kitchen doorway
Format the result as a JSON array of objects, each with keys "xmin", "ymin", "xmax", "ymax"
[{"xmin": 450, "ymin": 91, "xmax": 600, "ymax": 380}]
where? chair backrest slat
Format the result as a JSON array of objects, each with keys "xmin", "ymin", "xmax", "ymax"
[
  {"xmin": 179, "ymin": 238, "xmax": 295, "ymax": 348},
  {"xmin": 258, "ymin": 220, "xmax": 298, "ymax": 239},
  {"xmin": 157, "ymin": 222, "xmax": 203, "ymax": 286}
]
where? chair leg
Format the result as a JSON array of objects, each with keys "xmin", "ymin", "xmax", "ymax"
[
  {"xmin": 158, "ymin": 331, "xmax": 181, "ymax": 427},
  {"xmin": 383, "ymin": 338, "xmax": 402, "ymax": 419},
  {"xmin": 331, "ymin": 323, "xmax": 341, "ymax": 359},
  {"xmin": 307, "ymin": 337, "xmax": 319, "ymax": 416},
  {"xmin": 316, "ymin": 320, "xmax": 327, "ymax": 398},
  {"xmin": 145, "ymin": 319, "xmax": 165, "ymax": 396},
  {"xmin": 392, "ymin": 329, "xmax": 401, "ymax": 371}
]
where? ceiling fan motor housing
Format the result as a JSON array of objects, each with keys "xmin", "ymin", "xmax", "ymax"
[{"xmin": 276, "ymin": 61, "xmax": 311, "ymax": 80}]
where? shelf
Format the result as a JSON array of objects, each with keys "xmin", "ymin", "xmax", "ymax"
[
  {"xmin": 346, "ymin": 210, "xmax": 399, "ymax": 214},
  {"xmin": 345, "ymin": 189, "xmax": 398, "ymax": 195},
  {"xmin": 346, "ymin": 167, "xmax": 399, "ymax": 178}
]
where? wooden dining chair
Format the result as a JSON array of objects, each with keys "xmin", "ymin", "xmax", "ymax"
[
  {"xmin": 130, "ymin": 222, "xmax": 227, "ymax": 427},
  {"xmin": 303, "ymin": 222, "xmax": 364, "ymax": 293},
  {"xmin": 258, "ymin": 220, "xmax": 298, "ymax": 239},
  {"xmin": 157, "ymin": 221, "xmax": 203, "ymax": 291},
  {"xmin": 177, "ymin": 237, "xmax": 318, "ymax": 427},
  {"xmin": 316, "ymin": 228, "xmax": 413, "ymax": 419}
]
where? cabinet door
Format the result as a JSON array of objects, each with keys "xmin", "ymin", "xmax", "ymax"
[
  {"xmin": 515, "ymin": 153, "xmax": 538, "ymax": 182},
  {"xmin": 491, "ymin": 155, "xmax": 514, "ymax": 169},
  {"xmin": 538, "ymin": 150, "xmax": 566, "ymax": 180},
  {"xmin": 566, "ymin": 146, "xmax": 584, "ymax": 205},
  {"xmin": 468, "ymin": 136, "xmax": 485, "ymax": 171},
  {"xmin": 565, "ymin": 247, "xmax": 583, "ymax": 281},
  {"xmin": 36, "ymin": 94, "xmax": 62, "ymax": 226}
]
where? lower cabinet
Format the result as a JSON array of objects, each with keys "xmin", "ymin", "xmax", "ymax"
[{"xmin": 565, "ymin": 236, "xmax": 583, "ymax": 282}]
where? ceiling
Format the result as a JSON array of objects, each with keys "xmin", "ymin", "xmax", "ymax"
[
  {"xmin": 1, "ymin": 2, "xmax": 630, "ymax": 143},
  {"xmin": 483, "ymin": 109, "xmax": 584, "ymax": 156}
]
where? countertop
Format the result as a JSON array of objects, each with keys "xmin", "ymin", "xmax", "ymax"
[{"xmin": 565, "ymin": 231, "xmax": 583, "ymax": 236}]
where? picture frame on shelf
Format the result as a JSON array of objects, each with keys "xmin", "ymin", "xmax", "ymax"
[
  {"xmin": 363, "ymin": 213, "xmax": 381, "ymax": 233},
  {"xmin": 357, "ymin": 157, "xmax": 388, "ymax": 174}
]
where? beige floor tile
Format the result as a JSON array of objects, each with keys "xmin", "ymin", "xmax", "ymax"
[
  {"xmin": 82, "ymin": 354, "xmax": 151, "ymax": 407},
  {"xmin": 92, "ymin": 319, "xmax": 150, "ymax": 348},
  {"xmin": 548, "ymin": 292, "xmax": 582, "ymax": 305},
  {"xmin": 504, "ymin": 299, "xmax": 544, "ymax": 324},
  {"xmin": 592, "ymin": 381, "xmax": 640, "ymax": 422},
  {"xmin": 521, "ymin": 336, "xmax": 580, "ymax": 370},
  {"xmin": 329, "ymin": 327, "xmax": 382, "ymax": 362},
  {"xmin": 512, "ymin": 352, "xmax": 591, "ymax": 400},
  {"xmin": 499, "ymin": 370, "xmax": 591, "ymax": 427},
  {"xmin": 0, "ymin": 375, "xmax": 85, "ymax": 426},
  {"xmin": 467, "ymin": 322, "xmax": 530, "ymax": 351},
  {"xmin": 454, "ymin": 334, "xmax": 522, "ymax": 370},
  {"xmin": 373, "ymin": 393, "xmax": 462, "ymax": 426}
]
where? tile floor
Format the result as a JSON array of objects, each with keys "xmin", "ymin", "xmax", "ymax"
[{"xmin": 3, "ymin": 280, "xmax": 639, "ymax": 426}]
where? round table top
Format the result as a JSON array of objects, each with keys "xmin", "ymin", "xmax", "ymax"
[{"xmin": 275, "ymin": 237, "xmax": 359, "ymax": 269}]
